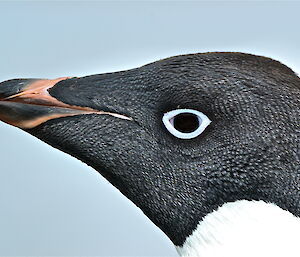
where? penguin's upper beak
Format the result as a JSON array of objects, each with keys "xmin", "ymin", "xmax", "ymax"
[{"xmin": 0, "ymin": 77, "xmax": 131, "ymax": 129}]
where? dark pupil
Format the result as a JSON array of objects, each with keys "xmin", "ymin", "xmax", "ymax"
[{"xmin": 173, "ymin": 113, "xmax": 200, "ymax": 133}]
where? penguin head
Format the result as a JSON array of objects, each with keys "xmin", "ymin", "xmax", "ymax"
[{"xmin": 0, "ymin": 52, "xmax": 299, "ymax": 246}]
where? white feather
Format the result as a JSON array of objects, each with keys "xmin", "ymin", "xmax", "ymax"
[{"xmin": 176, "ymin": 200, "xmax": 300, "ymax": 257}]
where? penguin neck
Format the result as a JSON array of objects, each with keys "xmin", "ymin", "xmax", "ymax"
[{"xmin": 176, "ymin": 200, "xmax": 300, "ymax": 257}]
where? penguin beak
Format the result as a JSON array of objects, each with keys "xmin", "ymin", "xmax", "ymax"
[{"xmin": 0, "ymin": 77, "xmax": 131, "ymax": 129}]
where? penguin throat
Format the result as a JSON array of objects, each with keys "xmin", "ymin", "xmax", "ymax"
[{"xmin": 176, "ymin": 200, "xmax": 300, "ymax": 257}]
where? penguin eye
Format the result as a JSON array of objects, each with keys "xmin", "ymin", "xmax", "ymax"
[{"xmin": 162, "ymin": 109, "xmax": 211, "ymax": 139}]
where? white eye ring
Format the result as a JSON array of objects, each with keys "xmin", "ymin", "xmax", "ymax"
[{"xmin": 162, "ymin": 109, "xmax": 211, "ymax": 139}]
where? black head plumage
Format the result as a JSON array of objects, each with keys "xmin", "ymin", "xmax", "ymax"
[{"xmin": 1, "ymin": 52, "xmax": 300, "ymax": 245}]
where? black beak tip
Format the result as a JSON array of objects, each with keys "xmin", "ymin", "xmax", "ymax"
[{"xmin": 0, "ymin": 79, "xmax": 39, "ymax": 99}]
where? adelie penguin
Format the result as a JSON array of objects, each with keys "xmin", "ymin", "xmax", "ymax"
[{"xmin": 0, "ymin": 52, "xmax": 299, "ymax": 257}]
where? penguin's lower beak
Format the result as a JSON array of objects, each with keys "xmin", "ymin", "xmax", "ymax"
[{"xmin": 0, "ymin": 77, "xmax": 131, "ymax": 129}]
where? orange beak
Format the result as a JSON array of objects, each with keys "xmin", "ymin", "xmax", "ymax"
[{"xmin": 0, "ymin": 77, "xmax": 131, "ymax": 129}]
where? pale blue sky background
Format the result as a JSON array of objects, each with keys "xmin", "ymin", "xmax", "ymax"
[{"xmin": 0, "ymin": 1, "xmax": 299, "ymax": 256}]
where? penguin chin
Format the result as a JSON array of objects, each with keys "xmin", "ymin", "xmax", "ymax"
[{"xmin": 177, "ymin": 200, "xmax": 300, "ymax": 257}]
